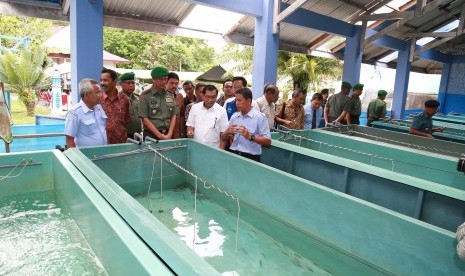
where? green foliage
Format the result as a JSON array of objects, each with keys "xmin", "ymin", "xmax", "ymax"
[
  {"xmin": 278, "ymin": 52, "xmax": 342, "ymax": 92},
  {"xmin": 0, "ymin": 47, "xmax": 49, "ymax": 116},
  {"xmin": 218, "ymin": 45, "xmax": 342, "ymax": 92},
  {"xmin": 103, "ymin": 28, "xmax": 215, "ymax": 71},
  {"xmin": 0, "ymin": 15, "xmax": 53, "ymax": 50}
]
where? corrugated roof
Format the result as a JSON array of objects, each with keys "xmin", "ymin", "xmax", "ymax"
[{"xmin": 7, "ymin": 0, "xmax": 465, "ymax": 73}]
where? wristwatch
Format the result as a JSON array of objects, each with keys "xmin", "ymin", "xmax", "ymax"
[{"xmin": 249, "ymin": 134, "xmax": 255, "ymax": 142}]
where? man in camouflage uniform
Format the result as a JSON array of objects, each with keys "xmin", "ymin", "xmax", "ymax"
[
  {"xmin": 409, "ymin": 99, "xmax": 444, "ymax": 139},
  {"xmin": 367, "ymin": 89, "xmax": 388, "ymax": 127},
  {"xmin": 138, "ymin": 66, "xmax": 179, "ymax": 140},
  {"xmin": 119, "ymin": 72, "xmax": 142, "ymax": 139},
  {"xmin": 324, "ymin": 81, "xmax": 351, "ymax": 125},
  {"xmin": 342, "ymin": 83, "xmax": 363, "ymax": 125}
]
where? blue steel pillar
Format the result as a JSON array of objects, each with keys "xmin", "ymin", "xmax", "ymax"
[
  {"xmin": 391, "ymin": 47, "xmax": 411, "ymax": 119},
  {"xmin": 342, "ymin": 26, "xmax": 362, "ymax": 85},
  {"xmin": 251, "ymin": 0, "xmax": 279, "ymax": 99},
  {"xmin": 70, "ymin": 0, "xmax": 103, "ymax": 104},
  {"xmin": 437, "ymin": 63, "xmax": 450, "ymax": 114}
]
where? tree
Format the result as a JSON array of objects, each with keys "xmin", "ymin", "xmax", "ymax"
[
  {"xmin": 278, "ymin": 52, "xmax": 342, "ymax": 92},
  {"xmin": 217, "ymin": 45, "xmax": 342, "ymax": 92},
  {"xmin": 103, "ymin": 27, "xmax": 216, "ymax": 71},
  {"xmin": 0, "ymin": 47, "xmax": 49, "ymax": 116},
  {"xmin": 0, "ymin": 15, "xmax": 53, "ymax": 50}
]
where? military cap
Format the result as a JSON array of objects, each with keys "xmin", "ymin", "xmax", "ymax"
[
  {"xmin": 151, "ymin": 66, "xmax": 169, "ymax": 79},
  {"xmin": 353, "ymin": 83, "xmax": 364, "ymax": 90},
  {"xmin": 377, "ymin": 89, "xmax": 388, "ymax": 96},
  {"xmin": 118, "ymin": 72, "xmax": 135, "ymax": 81},
  {"xmin": 341, "ymin": 81, "xmax": 352, "ymax": 89},
  {"xmin": 425, "ymin": 99, "xmax": 440, "ymax": 108}
]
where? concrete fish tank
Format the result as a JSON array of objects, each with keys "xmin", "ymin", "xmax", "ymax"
[
  {"xmin": 0, "ymin": 150, "xmax": 173, "ymax": 275},
  {"xmin": 65, "ymin": 140, "xmax": 465, "ymax": 275}
]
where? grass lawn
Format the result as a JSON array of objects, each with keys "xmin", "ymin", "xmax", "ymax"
[{"xmin": 9, "ymin": 93, "xmax": 51, "ymax": 125}]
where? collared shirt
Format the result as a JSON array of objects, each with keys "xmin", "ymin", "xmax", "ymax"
[
  {"xmin": 64, "ymin": 100, "xmax": 107, "ymax": 147},
  {"xmin": 326, "ymin": 92, "xmax": 349, "ymax": 119},
  {"xmin": 256, "ymin": 95, "xmax": 276, "ymax": 129},
  {"xmin": 229, "ymin": 108, "xmax": 271, "ymax": 155},
  {"xmin": 99, "ymin": 90, "xmax": 130, "ymax": 144},
  {"xmin": 303, "ymin": 104, "xmax": 323, "ymax": 129},
  {"xmin": 343, "ymin": 95, "xmax": 362, "ymax": 116},
  {"xmin": 184, "ymin": 101, "xmax": 199, "ymax": 123},
  {"xmin": 411, "ymin": 111, "xmax": 433, "ymax": 134},
  {"xmin": 367, "ymin": 98, "xmax": 387, "ymax": 126},
  {"xmin": 139, "ymin": 87, "xmax": 179, "ymax": 133},
  {"xmin": 186, "ymin": 102, "xmax": 228, "ymax": 148},
  {"xmin": 275, "ymin": 100, "xmax": 305, "ymax": 130},
  {"xmin": 126, "ymin": 92, "xmax": 142, "ymax": 137},
  {"xmin": 224, "ymin": 97, "xmax": 260, "ymax": 120}
]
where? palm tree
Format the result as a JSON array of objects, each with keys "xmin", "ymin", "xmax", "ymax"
[
  {"xmin": 218, "ymin": 45, "xmax": 342, "ymax": 92},
  {"xmin": 0, "ymin": 46, "xmax": 48, "ymax": 116},
  {"xmin": 278, "ymin": 51, "xmax": 342, "ymax": 92}
]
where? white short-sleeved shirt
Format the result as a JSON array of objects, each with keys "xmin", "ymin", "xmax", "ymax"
[
  {"xmin": 64, "ymin": 100, "xmax": 108, "ymax": 147},
  {"xmin": 186, "ymin": 102, "xmax": 228, "ymax": 148}
]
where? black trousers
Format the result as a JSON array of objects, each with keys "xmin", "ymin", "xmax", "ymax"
[{"xmin": 229, "ymin": 150, "xmax": 261, "ymax": 162}]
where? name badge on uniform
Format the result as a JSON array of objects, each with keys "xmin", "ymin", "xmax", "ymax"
[{"xmin": 166, "ymin": 95, "xmax": 173, "ymax": 103}]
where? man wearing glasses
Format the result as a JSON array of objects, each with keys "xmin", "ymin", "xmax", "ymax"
[
  {"xmin": 216, "ymin": 79, "xmax": 234, "ymax": 107},
  {"xmin": 138, "ymin": 66, "xmax": 178, "ymax": 140},
  {"xmin": 119, "ymin": 72, "xmax": 141, "ymax": 139},
  {"xmin": 186, "ymin": 85, "xmax": 228, "ymax": 149}
]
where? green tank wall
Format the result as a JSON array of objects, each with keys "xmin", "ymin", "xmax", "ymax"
[
  {"xmin": 0, "ymin": 150, "xmax": 173, "ymax": 275},
  {"xmin": 65, "ymin": 140, "xmax": 464, "ymax": 275}
]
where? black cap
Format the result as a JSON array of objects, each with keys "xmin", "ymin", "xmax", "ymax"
[{"xmin": 424, "ymin": 99, "xmax": 440, "ymax": 108}]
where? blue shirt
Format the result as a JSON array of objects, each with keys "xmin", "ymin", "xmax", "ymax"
[
  {"xmin": 225, "ymin": 98, "xmax": 237, "ymax": 120},
  {"xmin": 411, "ymin": 111, "xmax": 433, "ymax": 134},
  {"xmin": 303, "ymin": 104, "xmax": 323, "ymax": 129},
  {"xmin": 64, "ymin": 100, "xmax": 108, "ymax": 147},
  {"xmin": 229, "ymin": 108, "xmax": 271, "ymax": 155}
]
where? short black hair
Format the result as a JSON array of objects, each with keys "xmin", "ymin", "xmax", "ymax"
[
  {"xmin": 202, "ymin": 84, "xmax": 218, "ymax": 95},
  {"xmin": 223, "ymin": 79, "xmax": 232, "ymax": 87},
  {"xmin": 167, "ymin": 72, "xmax": 179, "ymax": 81},
  {"xmin": 195, "ymin": 82, "xmax": 205, "ymax": 92},
  {"xmin": 312, "ymin": 93, "xmax": 324, "ymax": 101},
  {"xmin": 101, "ymin": 68, "xmax": 117, "ymax": 80},
  {"xmin": 292, "ymin": 89, "xmax": 305, "ymax": 98},
  {"xmin": 425, "ymin": 99, "xmax": 440, "ymax": 108},
  {"xmin": 235, "ymin": 87, "xmax": 252, "ymax": 100},
  {"xmin": 320, "ymin": 88, "xmax": 329, "ymax": 95},
  {"xmin": 264, "ymin": 83, "xmax": 278, "ymax": 95},
  {"xmin": 183, "ymin": 80, "xmax": 194, "ymax": 87},
  {"xmin": 232, "ymin": 76, "xmax": 247, "ymax": 87}
]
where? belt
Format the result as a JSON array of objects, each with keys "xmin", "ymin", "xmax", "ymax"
[{"xmin": 229, "ymin": 150, "xmax": 261, "ymax": 162}]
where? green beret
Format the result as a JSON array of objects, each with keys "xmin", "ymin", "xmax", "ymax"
[
  {"xmin": 118, "ymin": 72, "xmax": 135, "ymax": 81},
  {"xmin": 425, "ymin": 99, "xmax": 440, "ymax": 108},
  {"xmin": 151, "ymin": 66, "xmax": 169, "ymax": 79},
  {"xmin": 378, "ymin": 89, "xmax": 387, "ymax": 96},
  {"xmin": 341, "ymin": 81, "xmax": 352, "ymax": 89},
  {"xmin": 353, "ymin": 83, "xmax": 364, "ymax": 90}
]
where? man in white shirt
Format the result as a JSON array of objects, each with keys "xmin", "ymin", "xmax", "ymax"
[
  {"xmin": 186, "ymin": 85, "xmax": 229, "ymax": 149},
  {"xmin": 256, "ymin": 83, "xmax": 279, "ymax": 129}
]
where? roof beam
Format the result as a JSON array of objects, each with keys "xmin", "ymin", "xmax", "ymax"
[
  {"xmin": 181, "ymin": 0, "xmax": 263, "ymax": 17},
  {"xmin": 282, "ymin": 3, "xmax": 355, "ymax": 37},
  {"xmin": 314, "ymin": 0, "xmax": 408, "ymax": 52},
  {"xmin": 360, "ymin": 11, "xmax": 414, "ymax": 21},
  {"xmin": 414, "ymin": 37, "xmax": 456, "ymax": 56},
  {"xmin": 275, "ymin": 0, "xmax": 308, "ymax": 25},
  {"xmin": 458, "ymin": 3, "xmax": 465, "ymax": 35},
  {"xmin": 365, "ymin": 0, "xmax": 454, "ymax": 45},
  {"xmin": 404, "ymin": 31, "xmax": 458, "ymax": 38},
  {"xmin": 62, "ymin": 0, "xmax": 70, "ymax": 15},
  {"xmin": 0, "ymin": 1, "xmax": 68, "ymax": 21}
]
